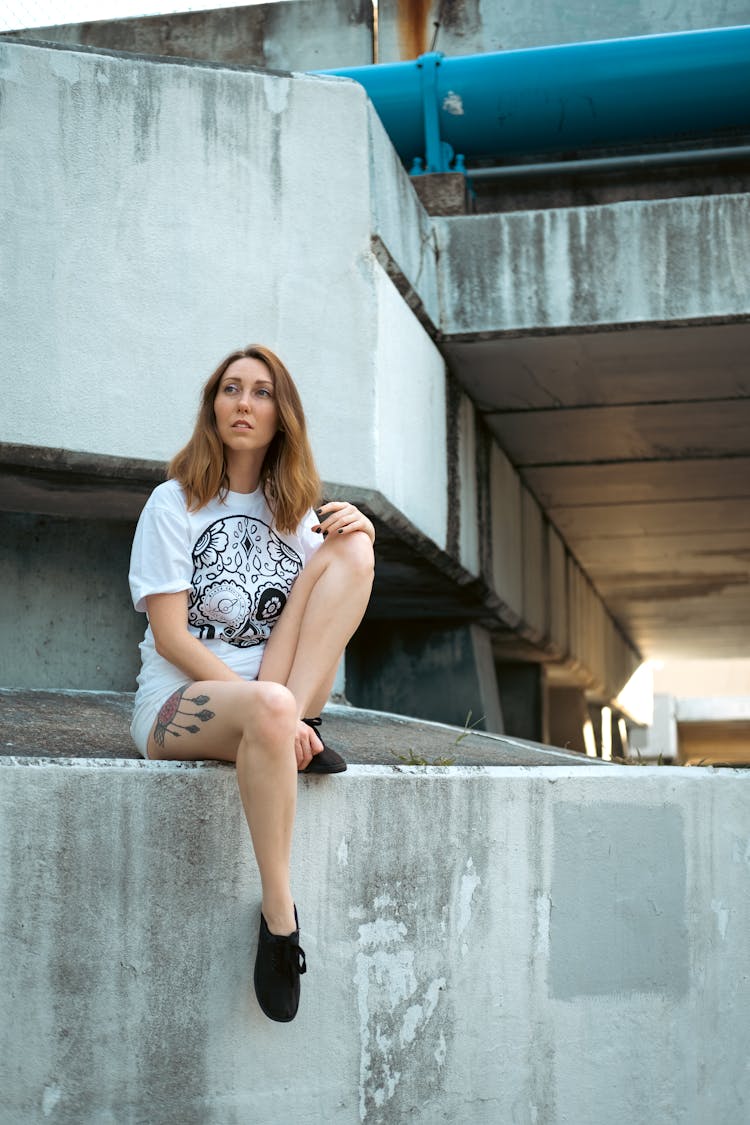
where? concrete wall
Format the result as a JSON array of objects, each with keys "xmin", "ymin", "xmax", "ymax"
[
  {"xmin": 1, "ymin": 757, "xmax": 748, "ymax": 1123},
  {"xmin": 0, "ymin": 37, "xmax": 640, "ymax": 704},
  {"xmin": 0, "ymin": 41, "xmax": 377, "ymax": 486},
  {"xmin": 3, "ymin": 0, "xmax": 373, "ymax": 69},
  {"xmin": 377, "ymin": 0, "xmax": 750, "ymax": 60},
  {"xmin": 10, "ymin": 0, "xmax": 748, "ymax": 72},
  {"xmin": 0, "ymin": 512, "xmax": 142, "ymax": 691}
]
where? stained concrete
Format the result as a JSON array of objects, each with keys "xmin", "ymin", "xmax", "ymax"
[
  {"xmin": 2, "ymin": 31, "xmax": 743, "ymax": 702},
  {"xmin": 436, "ymin": 199, "xmax": 750, "ymax": 335},
  {"xmin": 1, "ymin": 757, "xmax": 748, "ymax": 1123},
  {"xmin": 0, "ymin": 511, "xmax": 144, "ymax": 691},
  {"xmin": 378, "ymin": 0, "xmax": 750, "ymax": 60},
  {"xmin": 345, "ymin": 622, "xmax": 505, "ymax": 735},
  {"xmin": 2, "ymin": 0, "xmax": 374, "ymax": 69},
  {"xmin": 0, "ymin": 37, "xmax": 643, "ymax": 704}
]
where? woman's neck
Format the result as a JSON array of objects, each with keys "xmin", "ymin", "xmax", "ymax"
[{"xmin": 225, "ymin": 449, "xmax": 264, "ymax": 494}]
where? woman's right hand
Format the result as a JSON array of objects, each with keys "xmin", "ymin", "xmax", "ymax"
[{"xmin": 294, "ymin": 718, "xmax": 322, "ymax": 771}]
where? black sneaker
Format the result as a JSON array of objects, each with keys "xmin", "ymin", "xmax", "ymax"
[
  {"xmin": 301, "ymin": 717, "xmax": 347, "ymax": 774},
  {"xmin": 254, "ymin": 909, "xmax": 307, "ymax": 1023}
]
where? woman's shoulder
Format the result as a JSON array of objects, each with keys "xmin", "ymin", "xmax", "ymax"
[{"xmin": 145, "ymin": 478, "xmax": 187, "ymax": 511}]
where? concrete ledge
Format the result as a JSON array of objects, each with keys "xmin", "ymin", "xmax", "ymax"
[
  {"xmin": 0, "ymin": 689, "xmax": 602, "ymax": 767},
  {"xmin": 1, "ymin": 759, "xmax": 748, "ymax": 1123}
]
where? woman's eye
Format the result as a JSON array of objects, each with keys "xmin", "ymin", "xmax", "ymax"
[
  {"xmin": 256, "ymin": 388, "xmax": 272, "ymax": 398},
  {"xmin": 223, "ymin": 383, "xmax": 238, "ymax": 394}
]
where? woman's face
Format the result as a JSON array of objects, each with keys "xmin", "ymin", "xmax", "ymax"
[{"xmin": 213, "ymin": 357, "xmax": 280, "ymax": 457}]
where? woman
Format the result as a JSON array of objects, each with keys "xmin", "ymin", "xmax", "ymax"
[{"xmin": 128, "ymin": 344, "xmax": 375, "ymax": 1023}]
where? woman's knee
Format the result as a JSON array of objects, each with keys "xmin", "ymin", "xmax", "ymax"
[
  {"xmin": 332, "ymin": 530, "xmax": 375, "ymax": 579},
  {"xmin": 238, "ymin": 681, "xmax": 296, "ymax": 742}
]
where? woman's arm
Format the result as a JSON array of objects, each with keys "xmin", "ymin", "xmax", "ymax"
[
  {"xmin": 313, "ymin": 502, "xmax": 375, "ymax": 544},
  {"xmin": 146, "ymin": 590, "xmax": 244, "ymax": 683}
]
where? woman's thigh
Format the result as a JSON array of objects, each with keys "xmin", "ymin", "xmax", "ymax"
[{"xmin": 146, "ymin": 679, "xmax": 279, "ymax": 762}]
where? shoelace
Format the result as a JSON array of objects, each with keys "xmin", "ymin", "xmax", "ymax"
[{"xmin": 272, "ymin": 940, "xmax": 307, "ymax": 980}]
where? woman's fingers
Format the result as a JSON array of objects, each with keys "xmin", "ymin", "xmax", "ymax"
[
  {"xmin": 314, "ymin": 502, "xmax": 375, "ymax": 542},
  {"xmin": 294, "ymin": 720, "xmax": 321, "ymax": 770}
]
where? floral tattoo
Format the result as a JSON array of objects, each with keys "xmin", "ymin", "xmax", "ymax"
[{"xmin": 153, "ymin": 688, "xmax": 215, "ymax": 746}]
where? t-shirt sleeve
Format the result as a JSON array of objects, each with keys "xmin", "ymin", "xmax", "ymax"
[
  {"xmin": 129, "ymin": 496, "xmax": 193, "ymax": 613},
  {"xmin": 297, "ymin": 508, "xmax": 325, "ymax": 566}
]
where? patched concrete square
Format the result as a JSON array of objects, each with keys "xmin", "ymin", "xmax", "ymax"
[{"xmin": 550, "ymin": 802, "xmax": 689, "ymax": 999}]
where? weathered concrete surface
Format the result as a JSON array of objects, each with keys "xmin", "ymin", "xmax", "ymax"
[
  {"xmin": 437, "ymin": 197, "xmax": 750, "ymax": 335},
  {"xmin": 0, "ymin": 38, "xmax": 640, "ymax": 705},
  {"xmin": 345, "ymin": 623, "xmax": 506, "ymax": 734},
  {"xmin": 0, "ymin": 511, "xmax": 143, "ymax": 692},
  {"xmin": 1, "ymin": 758, "xmax": 748, "ymax": 1124},
  {"xmin": 0, "ymin": 689, "xmax": 600, "ymax": 767},
  {"xmin": 2, "ymin": 0, "xmax": 373, "ymax": 69},
  {"xmin": 378, "ymin": 0, "xmax": 750, "ymax": 60}
]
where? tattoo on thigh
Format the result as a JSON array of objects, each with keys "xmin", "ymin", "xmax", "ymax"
[{"xmin": 153, "ymin": 688, "xmax": 214, "ymax": 746}]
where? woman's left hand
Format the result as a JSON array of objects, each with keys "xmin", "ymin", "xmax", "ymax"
[{"xmin": 313, "ymin": 502, "xmax": 375, "ymax": 545}]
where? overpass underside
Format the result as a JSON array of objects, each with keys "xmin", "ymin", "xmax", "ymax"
[
  {"xmin": 0, "ymin": 37, "xmax": 748, "ymax": 751},
  {"xmin": 438, "ymin": 198, "xmax": 750, "ymax": 662}
]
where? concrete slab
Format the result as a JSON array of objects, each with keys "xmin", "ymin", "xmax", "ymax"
[{"xmin": 0, "ymin": 689, "xmax": 605, "ymax": 767}]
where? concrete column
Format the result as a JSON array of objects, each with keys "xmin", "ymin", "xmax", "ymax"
[
  {"xmin": 345, "ymin": 621, "xmax": 505, "ymax": 733},
  {"xmin": 548, "ymin": 686, "xmax": 593, "ymax": 756},
  {"xmin": 629, "ymin": 693, "xmax": 679, "ymax": 762},
  {"xmin": 495, "ymin": 662, "xmax": 547, "ymax": 744}
]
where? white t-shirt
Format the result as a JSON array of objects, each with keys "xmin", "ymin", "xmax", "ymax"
[{"xmin": 129, "ymin": 478, "xmax": 322, "ymax": 718}]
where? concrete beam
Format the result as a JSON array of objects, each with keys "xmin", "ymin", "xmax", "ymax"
[
  {"xmin": 444, "ymin": 324, "xmax": 750, "ymax": 413},
  {"xmin": 436, "ymin": 196, "xmax": 750, "ymax": 336},
  {"xmin": 524, "ymin": 457, "xmax": 750, "ymax": 509},
  {"xmin": 485, "ymin": 400, "xmax": 750, "ymax": 466}
]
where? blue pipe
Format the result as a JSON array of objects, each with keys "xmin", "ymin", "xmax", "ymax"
[{"xmin": 314, "ymin": 25, "xmax": 750, "ymax": 172}]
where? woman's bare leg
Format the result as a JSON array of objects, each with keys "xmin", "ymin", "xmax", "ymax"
[
  {"xmin": 147, "ymin": 679, "xmax": 298, "ymax": 935},
  {"xmin": 259, "ymin": 531, "xmax": 374, "ymax": 722}
]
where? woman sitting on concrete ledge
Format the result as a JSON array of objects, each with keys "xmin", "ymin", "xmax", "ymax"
[{"xmin": 128, "ymin": 344, "xmax": 375, "ymax": 1022}]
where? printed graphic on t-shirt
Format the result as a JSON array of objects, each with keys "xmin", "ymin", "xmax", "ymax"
[{"xmin": 188, "ymin": 515, "xmax": 303, "ymax": 647}]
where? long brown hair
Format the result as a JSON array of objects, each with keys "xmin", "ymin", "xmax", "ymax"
[{"xmin": 168, "ymin": 345, "xmax": 321, "ymax": 534}]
